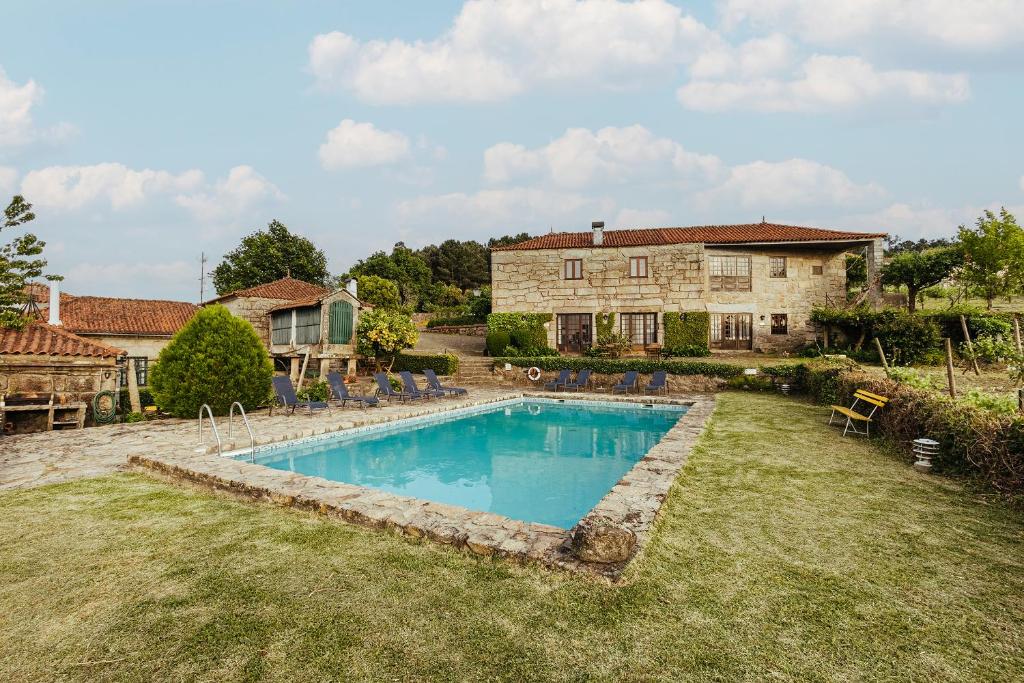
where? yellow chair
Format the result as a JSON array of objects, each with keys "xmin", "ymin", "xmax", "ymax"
[{"xmin": 829, "ymin": 389, "xmax": 888, "ymax": 437}]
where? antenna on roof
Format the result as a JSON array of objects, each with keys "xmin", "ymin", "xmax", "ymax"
[
  {"xmin": 198, "ymin": 252, "xmax": 207, "ymax": 304},
  {"xmin": 286, "ymin": 266, "xmax": 291, "ymax": 277},
  {"xmin": 761, "ymin": 216, "xmax": 766, "ymax": 223}
]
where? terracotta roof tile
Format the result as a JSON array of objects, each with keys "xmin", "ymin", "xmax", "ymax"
[
  {"xmin": 208, "ymin": 277, "xmax": 330, "ymax": 303},
  {"xmin": 56, "ymin": 296, "xmax": 198, "ymax": 336},
  {"xmin": 0, "ymin": 321, "xmax": 124, "ymax": 358},
  {"xmin": 490, "ymin": 223, "xmax": 887, "ymax": 251},
  {"xmin": 268, "ymin": 295, "xmax": 325, "ymax": 313}
]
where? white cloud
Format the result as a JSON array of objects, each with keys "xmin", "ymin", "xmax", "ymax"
[
  {"xmin": 318, "ymin": 119, "xmax": 411, "ymax": 170},
  {"xmin": 720, "ymin": 0, "xmax": 1024, "ymax": 53},
  {"xmin": 0, "ymin": 67, "xmax": 43, "ymax": 147},
  {"xmin": 614, "ymin": 208, "xmax": 673, "ymax": 228},
  {"xmin": 175, "ymin": 165, "xmax": 285, "ymax": 222},
  {"xmin": 696, "ymin": 158, "xmax": 885, "ymax": 209},
  {"xmin": 678, "ymin": 55, "xmax": 969, "ymax": 113},
  {"xmin": 396, "ymin": 187, "xmax": 614, "ymax": 237},
  {"xmin": 484, "ymin": 125, "xmax": 723, "ymax": 188},
  {"xmin": 21, "ymin": 163, "xmax": 203, "ymax": 211},
  {"xmin": 689, "ymin": 33, "xmax": 795, "ymax": 79},
  {"xmin": 0, "ymin": 166, "xmax": 16, "ymax": 193},
  {"xmin": 308, "ymin": 0, "xmax": 715, "ymax": 103}
]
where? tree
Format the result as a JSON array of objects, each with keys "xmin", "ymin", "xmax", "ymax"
[
  {"xmin": 418, "ymin": 239, "xmax": 489, "ymax": 290},
  {"xmin": 1, "ymin": 195, "xmax": 57, "ymax": 330},
  {"xmin": 958, "ymin": 208, "xmax": 1024, "ymax": 310},
  {"xmin": 845, "ymin": 253, "xmax": 866, "ymax": 292},
  {"xmin": 885, "ymin": 235, "xmax": 955, "ymax": 255},
  {"xmin": 212, "ymin": 220, "xmax": 330, "ymax": 295},
  {"xmin": 880, "ymin": 246, "xmax": 962, "ymax": 313},
  {"xmin": 149, "ymin": 305, "xmax": 273, "ymax": 417},
  {"xmin": 356, "ymin": 274, "xmax": 401, "ymax": 309},
  {"xmin": 346, "ymin": 243, "xmax": 432, "ymax": 308},
  {"xmin": 355, "ymin": 307, "xmax": 418, "ymax": 372}
]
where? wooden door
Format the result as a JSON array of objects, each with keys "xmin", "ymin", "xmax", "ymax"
[
  {"xmin": 557, "ymin": 314, "xmax": 592, "ymax": 353},
  {"xmin": 710, "ymin": 313, "xmax": 753, "ymax": 350}
]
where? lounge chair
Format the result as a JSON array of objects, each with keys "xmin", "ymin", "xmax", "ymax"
[
  {"xmin": 562, "ymin": 368, "xmax": 592, "ymax": 392},
  {"xmin": 373, "ymin": 372, "xmax": 422, "ymax": 402},
  {"xmin": 545, "ymin": 369, "xmax": 571, "ymax": 391},
  {"xmin": 327, "ymin": 371, "xmax": 379, "ymax": 408},
  {"xmin": 399, "ymin": 371, "xmax": 444, "ymax": 399},
  {"xmin": 612, "ymin": 370, "xmax": 639, "ymax": 394},
  {"xmin": 423, "ymin": 368, "xmax": 467, "ymax": 396},
  {"xmin": 643, "ymin": 370, "xmax": 668, "ymax": 395},
  {"xmin": 829, "ymin": 389, "xmax": 888, "ymax": 437},
  {"xmin": 271, "ymin": 376, "xmax": 332, "ymax": 416}
]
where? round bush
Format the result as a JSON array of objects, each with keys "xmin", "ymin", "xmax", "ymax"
[
  {"xmin": 486, "ymin": 330, "xmax": 510, "ymax": 356},
  {"xmin": 150, "ymin": 305, "xmax": 273, "ymax": 417}
]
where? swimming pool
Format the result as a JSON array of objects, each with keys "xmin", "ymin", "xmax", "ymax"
[{"xmin": 240, "ymin": 398, "xmax": 687, "ymax": 529}]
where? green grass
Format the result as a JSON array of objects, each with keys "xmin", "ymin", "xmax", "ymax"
[{"xmin": 1, "ymin": 394, "xmax": 1022, "ymax": 681}]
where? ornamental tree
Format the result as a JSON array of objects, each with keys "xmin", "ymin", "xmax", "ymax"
[
  {"xmin": 880, "ymin": 246, "xmax": 962, "ymax": 312},
  {"xmin": 1, "ymin": 195, "xmax": 59, "ymax": 330},
  {"xmin": 150, "ymin": 305, "xmax": 273, "ymax": 417},
  {"xmin": 356, "ymin": 307, "xmax": 418, "ymax": 372}
]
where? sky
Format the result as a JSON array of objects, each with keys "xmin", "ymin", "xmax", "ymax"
[{"xmin": 2, "ymin": 0, "xmax": 1023, "ymax": 302}]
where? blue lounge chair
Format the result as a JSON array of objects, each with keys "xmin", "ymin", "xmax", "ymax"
[
  {"xmin": 327, "ymin": 371, "xmax": 378, "ymax": 408},
  {"xmin": 423, "ymin": 368, "xmax": 467, "ymax": 396},
  {"xmin": 612, "ymin": 370, "xmax": 639, "ymax": 394},
  {"xmin": 271, "ymin": 376, "xmax": 331, "ymax": 416},
  {"xmin": 545, "ymin": 369, "xmax": 571, "ymax": 391},
  {"xmin": 374, "ymin": 372, "xmax": 418, "ymax": 402},
  {"xmin": 643, "ymin": 370, "xmax": 668, "ymax": 395},
  {"xmin": 563, "ymin": 368, "xmax": 592, "ymax": 392},
  {"xmin": 399, "ymin": 371, "xmax": 444, "ymax": 399}
]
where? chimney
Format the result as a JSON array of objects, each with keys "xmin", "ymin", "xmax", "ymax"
[
  {"xmin": 48, "ymin": 281, "xmax": 61, "ymax": 326},
  {"xmin": 592, "ymin": 221, "xmax": 605, "ymax": 246},
  {"xmin": 346, "ymin": 278, "xmax": 358, "ymax": 299}
]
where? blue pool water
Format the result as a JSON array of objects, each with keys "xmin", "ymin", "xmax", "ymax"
[{"xmin": 244, "ymin": 399, "xmax": 685, "ymax": 529}]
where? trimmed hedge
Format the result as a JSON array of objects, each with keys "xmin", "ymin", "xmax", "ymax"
[
  {"xmin": 486, "ymin": 312, "xmax": 552, "ymax": 348},
  {"xmin": 496, "ymin": 356, "xmax": 744, "ymax": 378},
  {"xmin": 663, "ymin": 311, "xmax": 710, "ymax": 356},
  {"xmin": 486, "ymin": 330, "xmax": 510, "ymax": 356},
  {"xmin": 391, "ymin": 352, "xmax": 460, "ymax": 376},
  {"xmin": 426, "ymin": 314, "xmax": 482, "ymax": 328}
]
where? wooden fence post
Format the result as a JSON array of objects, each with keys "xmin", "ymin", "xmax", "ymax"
[
  {"xmin": 874, "ymin": 337, "xmax": 890, "ymax": 374},
  {"xmin": 959, "ymin": 315, "xmax": 981, "ymax": 376},
  {"xmin": 1013, "ymin": 314, "xmax": 1022, "ymax": 354},
  {"xmin": 945, "ymin": 338, "xmax": 957, "ymax": 398}
]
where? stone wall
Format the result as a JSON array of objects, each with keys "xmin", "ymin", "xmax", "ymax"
[
  {"xmin": 492, "ymin": 243, "xmax": 848, "ymax": 352},
  {"xmin": 424, "ymin": 324, "xmax": 487, "ymax": 336},
  {"xmin": 220, "ymin": 296, "xmax": 284, "ymax": 346},
  {"xmin": 81, "ymin": 334, "xmax": 170, "ymax": 360},
  {"xmin": 0, "ymin": 355, "xmax": 120, "ymax": 432}
]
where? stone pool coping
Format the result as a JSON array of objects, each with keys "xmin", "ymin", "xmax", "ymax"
[{"xmin": 128, "ymin": 390, "xmax": 715, "ymax": 582}]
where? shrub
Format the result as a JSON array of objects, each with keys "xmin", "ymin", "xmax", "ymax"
[
  {"xmin": 357, "ymin": 275, "xmax": 401, "ymax": 309},
  {"xmin": 725, "ymin": 374, "xmax": 775, "ymax": 391},
  {"xmin": 965, "ymin": 335, "xmax": 1016, "ymax": 364},
  {"xmin": 486, "ymin": 312, "xmax": 551, "ymax": 349},
  {"xmin": 496, "ymin": 356, "xmax": 744, "ymax": 378},
  {"xmin": 663, "ymin": 312, "xmax": 710, "ymax": 356},
  {"xmin": 123, "ymin": 412, "xmax": 145, "ymax": 423},
  {"xmin": 961, "ymin": 389, "xmax": 1018, "ymax": 416},
  {"xmin": 874, "ymin": 313, "xmax": 941, "ymax": 365},
  {"xmin": 886, "ymin": 366, "xmax": 937, "ymax": 390},
  {"xmin": 391, "ymin": 352, "xmax": 460, "ymax": 376},
  {"xmin": 149, "ymin": 305, "xmax": 274, "ymax": 417},
  {"xmin": 426, "ymin": 314, "xmax": 481, "ymax": 328},
  {"xmin": 296, "ymin": 379, "xmax": 330, "ymax": 403},
  {"xmin": 356, "ymin": 307, "xmax": 419, "ymax": 371},
  {"xmin": 486, "ymin": 330, "xmax": 510, "ymax": 356}
]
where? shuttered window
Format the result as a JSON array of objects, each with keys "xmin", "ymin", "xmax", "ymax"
[
  {"xmin": 295, "ymin": 306, "xmax": 321, "ymax": 345},
  {"xmin": 708, "ymin": 255, "xmax": 752, "ymax": 292},
  {"xmin": 271, "ymin": 311, "xmax": 292, "ymax": 345},
  {"xmin": 328, "ymin": 300, "xmax": 354, "ymax": 344}
]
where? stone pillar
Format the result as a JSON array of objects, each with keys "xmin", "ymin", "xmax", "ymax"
[
  {"xmin": 319, "ymin": 358, "xmax": 330, "ymax": 380},
  {"xmin": 865, "ymin": 238, "xmax": 884, "ymax": 306},
  {"xmin": 346, "ymin": 357, "xmax": 357, "ymax": 376},
  {"xmin": 289, "ymin": 357, "xmax": 300, "ymax": 383}
]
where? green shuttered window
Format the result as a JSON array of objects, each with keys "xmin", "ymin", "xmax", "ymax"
[{"xmin": 328, "ymin": 300, "xmax": 354, "ymax": 344}]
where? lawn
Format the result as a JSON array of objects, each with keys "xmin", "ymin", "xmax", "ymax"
[{"xmin": 1, "ymin": 393, "xmax": 1021, "ymax": 681}]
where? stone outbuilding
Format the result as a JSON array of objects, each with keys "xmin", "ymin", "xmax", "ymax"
[
  {"xmin": 205, "ymin": 277, "xmax": 330, "ymax": 347},
  {"xmin": 0, "ymin": 320, "xmax": 123, "ymax": 433},
  {"xmin": 491, "ymin": 221, "xmax": 886, "ymax": 353}
]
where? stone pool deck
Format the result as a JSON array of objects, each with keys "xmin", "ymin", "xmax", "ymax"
[{"xmin": 125, "ymin": 390, "xmax": 715, "ymax": 581}]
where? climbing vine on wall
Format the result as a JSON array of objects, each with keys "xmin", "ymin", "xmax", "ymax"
[{"xmin": 663, "ymin": 311, "xmax": 710, "ymax": 357}]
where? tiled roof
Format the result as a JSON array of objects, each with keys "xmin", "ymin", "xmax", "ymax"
[
  {"xmin": 0, "ymin": 321, "xmax": 124, "ymax": 358},
  {"xmin": 490, "ymin": 223, "xmax": 887, "ymax": 251},
  {"xmin": 56, "ymin": 296, "xmax": 198, "ymax": 336},
  {"xmin": 268, "ymin": 295, "xmax": 324, "ymax": 313},
  {"xmin": 208, "ymin": 277, "xmax": 330, "ymax": 303}
]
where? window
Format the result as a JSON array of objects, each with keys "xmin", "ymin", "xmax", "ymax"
[
  {"xmin": 270, "ymin": 311, "xmax": 292, "ymax": 345},
  {"xmin": 119, "ymin": 357, "xmax": 149, "ymax": 387},
  {"xmin": 812, "ymin": 264, "xmax": 823, "ymax": 275},
  {"xmin": 708, "ymin": 255, "xmax": 751, "ymax": 292},
  {"xmin": 769, "ymin": 256, "xmax": 787, "ymax": 278},
  {"xmin": 294, "ymin": 306, "xmax": 322, "ymax": 345},
  {"xmin": 629, "ymin": 256, "xmax": 649, "ymax": 278},
  {"xmin": 563, "ymin": 259, "xmax": 583, "ymax": 280},
  {"xmin": 771, "ymin": 313, "xmax": 788, "ymax": 335},
  {"xmin": 620, "ymin": 313, "xmax": 658, "ymax": 345}
]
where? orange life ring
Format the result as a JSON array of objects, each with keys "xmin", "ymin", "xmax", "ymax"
[{"xmin": 527, "ymin": 366, "xmax": 542, "ymax": 381}]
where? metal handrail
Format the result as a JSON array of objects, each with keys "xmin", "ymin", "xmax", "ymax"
[
  {"xmin": 228, "ymin": 401, "xmax": 256, "ymax": 462},
  {"xmin": 197, "ymin": 404, "xmax": 222, "ymax": 456}
]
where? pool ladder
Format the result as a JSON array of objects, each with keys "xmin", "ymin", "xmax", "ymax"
[{"xmin": 197, "ymin": 402, "xmax": 256, "ymax": 461}]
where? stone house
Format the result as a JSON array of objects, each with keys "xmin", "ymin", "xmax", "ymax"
[
  {"xmin": 0, "ymin": 320, "xmax": 123, "ymax": 433},
  {"xmin": 206, "ymin": 277, "xmax": 330, "ymax": 348},
  {"xmin": 490, "ymin": 222, "xmax": 886, "ymax": 353},
  {"xmin": 266, "ymin": 282, "xmax": 365, "ymax": 382}
]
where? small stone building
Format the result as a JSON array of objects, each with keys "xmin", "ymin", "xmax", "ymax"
[
  {"xmin": 267, "ymin": 284, "xmax": 365, "ymax": 381},
  {"xmin": 490, "ymin": 222, "xmax": 886, "ymax": 353},
  {"xmin": 0, "ymin": 321, "xmax": 123, "ymax": 433},
  {"xmin": 206, "ymin": 277, "xmax": 330, "ymax": 347}
]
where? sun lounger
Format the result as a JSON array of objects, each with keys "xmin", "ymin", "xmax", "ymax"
[
  {"xmin": 612, "ymin": 370, "xmax": 639, "ymax": 394},
  {"xmin": 643, "ymin": 370, "xmax": 668, "ymax": 395},
  {"xmin": 399, "ymin": 371, "xmax": 444, "ymax": 399},
  {"xmin": 271, "ymin": 376, "xmax": 331, "ymax": 416},
  {"xmin": 327, "ymin": 371, "xmax": 378, "ymax": 408},
  {"xmin": 374, "ymin": 372, "xmax": 419, "ymax": 402},
  {"xmin": 562, "ymin": 368, "xmax": 592, "ymax": 392},
  {"xmin": 423, "ymin": 368, "xmax": 467, "ymax": 396},
  {"xmin": 545, "ymin": 369, "xmax": 571, "ymax": 391}
]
